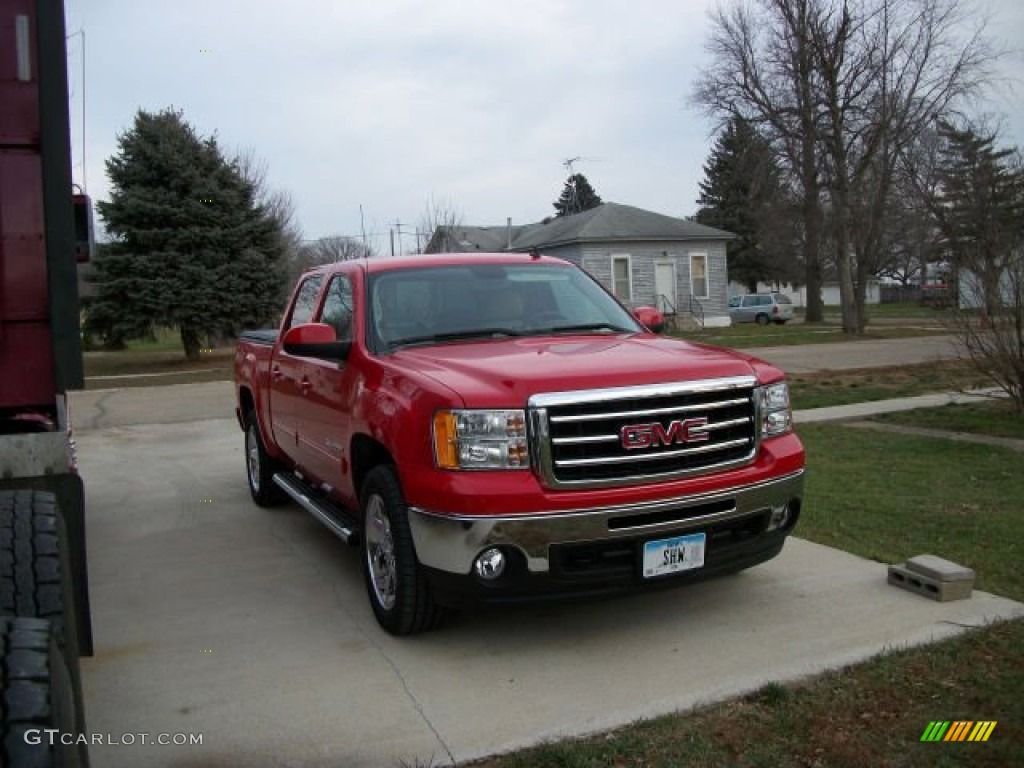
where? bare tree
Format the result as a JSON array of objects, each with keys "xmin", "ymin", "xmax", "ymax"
[
  {"xmin": 420, "ymin": 196, "xmax": 464, "ymax": 254},
  {"xmin": 809, "ymin": 0, "xmax": 998, "ymax": 332},
  {"xmin": 694, "ymin": 0, "xmax": 1000, "ymax": 331},
  {"xmin": 693, "ymin": 0, "xmax": 827, "ymax": 321},
  {"xmin": 309, "ymin": 235, "xmax": 375, "ymax": 263},
  {"xmin": 235, "ymin": 146, "xmax": 304, "ymax": 266},
  {"xmin": 286, "ymin": 236, "xmax": 375, "ymax": 284},
  {"xmin": 954, "ymin": 257, "xmax": 1024, "ymax": 411}
]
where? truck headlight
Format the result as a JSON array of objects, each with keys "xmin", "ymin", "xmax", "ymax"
[
  {"xmin": 433, "ymin": 410, "xmax": 529, "ymax": 470},
  {"xmin": 759, "ymin": 381, "xmax": 792, "ymax": 438}
]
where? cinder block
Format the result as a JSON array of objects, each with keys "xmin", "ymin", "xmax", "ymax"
[
  {"xmin": 905, "ymin": 554, "xmax": 975, "ymax": 583},
  {"xmin": 887, "ymin": 562, "xmax": 974, "ymax": 602}
]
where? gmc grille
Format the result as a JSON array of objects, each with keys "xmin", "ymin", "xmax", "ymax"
[{"xmin": 529, "ymin": 377, "xmax": 758, "ymax": 489}]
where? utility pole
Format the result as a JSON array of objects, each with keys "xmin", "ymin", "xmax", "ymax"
[
  {"xmin": 393, "ymin": 220, "xmax": 404, "ymax": 256},
  {"xmin": 389, "ymin": 228, "xmax": 395, "ymax": 257}
]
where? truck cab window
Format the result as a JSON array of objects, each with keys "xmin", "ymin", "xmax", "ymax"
[
  {"xmin": 287, "ymin": 275, "xmax": 324, "ymax": 329},
  {"xmin": 320, "ymin": 275, "xmax": 354, "ymax": 341}
]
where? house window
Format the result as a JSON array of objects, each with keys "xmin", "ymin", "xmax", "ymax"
[
  {"xmin": 612, "ymin": 255, "xmax": 632, "ymax": 302},
  {"xmin": 690, "ymin": 253, "xmax": 709, "ymax": 299}
]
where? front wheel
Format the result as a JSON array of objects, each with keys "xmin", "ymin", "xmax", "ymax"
[
  {"xmin": 360, "ymin": 466, "xmax": 448, "ymax": 635},
  {"xmin": 244, "ymin": 411, "xmax": 286, "ymax": 507}
]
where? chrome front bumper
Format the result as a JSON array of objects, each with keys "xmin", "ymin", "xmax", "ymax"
[{"xmin": 407, "ymin": 470, "xmax": 804, "ymax": 575}]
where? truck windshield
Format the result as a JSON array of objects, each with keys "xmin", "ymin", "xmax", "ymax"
[{"xmin": 367, "ymin": 263, "xmax": 642, "ymax": 352}]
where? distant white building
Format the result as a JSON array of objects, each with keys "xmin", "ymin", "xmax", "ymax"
[{"xmin": 728, "ymin": 278, "xmax": 880, "ymax": 307}]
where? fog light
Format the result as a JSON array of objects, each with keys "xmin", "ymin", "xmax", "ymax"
[
  {"xmin": 767, "ymin": 504, "xmax": 790, "ymax": 531},
  {"xmin": 473, "ymin": 548, "xmax": 506, "ymax": 580}
]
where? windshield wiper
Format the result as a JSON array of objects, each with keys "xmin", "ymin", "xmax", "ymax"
[
  {"xmin": 387, "ymin": 328, "xmax": 527, "ymax": 350},
  {"xmin": 539, "ymin": 323, "xmax": 635, "ymax": 335}
]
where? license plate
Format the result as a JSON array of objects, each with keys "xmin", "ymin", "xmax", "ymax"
[{"xmin": 642, "ymin": 533, "xmax": 706, "ymax": 579}]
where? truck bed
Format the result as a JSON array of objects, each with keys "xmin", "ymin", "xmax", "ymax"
[{"xmin": 238, "ymin": 329, "xmax": 279, "ymax": 346}]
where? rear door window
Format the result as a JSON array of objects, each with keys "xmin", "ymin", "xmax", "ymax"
[
  {"xmin": 287, "ymin": 275, "xmax": 324, "ymax": 329},
  {"xmin": 320, "ymin": 274, "xmax": 354, "ymax": 341}
]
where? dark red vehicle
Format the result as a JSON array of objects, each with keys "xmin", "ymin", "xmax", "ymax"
[
  {"xmin": 1, "ymin": 0, "xmax": 93, "ymax": 763},
  {"xmin": 235, "ymin": 254, "xmax": 805, "ymax": 636}
]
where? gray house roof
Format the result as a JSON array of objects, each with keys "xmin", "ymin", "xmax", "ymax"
[{"xmin": 428, "ymin": 203, "xmax": 735, "ymax": 253}]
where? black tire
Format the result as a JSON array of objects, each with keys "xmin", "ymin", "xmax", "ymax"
[
  {"xmin": 1, "ymin": 616, "xmax": 82, "ymax": 768},
  {"xmin": 755, "ymin": 313, "xmax": 770, "ymax": 326},
  {"xmin": 244, "ymin": 411, "xmax": 287, "ymax": 507},
  {"xmin": 360, "ymin": 466, "xmax": 448, "ymax": 635},
  {"xmin": 0, "ymin": 491, "xmax": 84, "ymax": 738}
]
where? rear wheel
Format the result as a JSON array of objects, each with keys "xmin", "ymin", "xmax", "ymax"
[
  {"xmin": 0, "ymin": 616, "xmax": 82, "ymax": 768},
  {"xmin": 755, "ymin": 313, "xmax": 770, "ymax": 326},
  {"xmin": 0, "ymin": 490, "xmax": 85, "ymax": 741},
  {"xmin": 244, "ymin": 411, "xmax": 286, "ymax": 507},
  {"xmin": 360, "ymin": 466, "xmax": 448, "ymax": 635}
]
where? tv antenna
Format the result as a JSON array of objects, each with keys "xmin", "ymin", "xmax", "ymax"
[{"xmin": 560, "ymin": 156, "xmax": 603, "ymax": 214}]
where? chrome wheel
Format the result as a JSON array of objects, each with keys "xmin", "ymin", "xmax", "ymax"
[
  {"xmin": 365, "ymin": 495, "xmax": 397, "ymax": 611},
  {"xmin": 246, "ymin": 423, "xmax": 261, "ymax": 493}
]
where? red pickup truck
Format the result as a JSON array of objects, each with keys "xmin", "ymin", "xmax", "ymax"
[{"xmin": 234, "ymin": 253, "xmax": 804, "ymax": 634}]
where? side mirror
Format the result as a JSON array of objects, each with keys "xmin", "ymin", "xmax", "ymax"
[
  {"xmin": 633, "ymin": 306, "xmax": 665, "ymax": 334},
  {"xmin": 282, "ymin": 323, "xmax": 351, "ymax": 360}
]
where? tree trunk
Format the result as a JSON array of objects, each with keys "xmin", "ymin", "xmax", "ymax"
[
  {"xmin": 180, "ymin": 327, "xmax": 201, "ymax": 361},
  {"xmin": 855, "ymin": 252, "xmax": 871, "ymax": 333},
  {"xmin": 834, "ymin": 212, "xmax": 859, "ymax": 334},
  {"xmin": 802, "ymin": 174, "xmax": 824, "ymax": 322}
]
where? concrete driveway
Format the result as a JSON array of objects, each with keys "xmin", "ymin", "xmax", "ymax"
[{"xmin": 72, "ymin": 372, "xmax": 1022, "ymax": 767}]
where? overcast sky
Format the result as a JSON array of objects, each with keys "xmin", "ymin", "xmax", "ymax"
[{"xmin": 64, "ymin": 0, "xmax": 1023, "ymax": 256}]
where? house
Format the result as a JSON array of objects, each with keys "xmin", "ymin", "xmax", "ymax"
[{"xmin": 425, "ymin": 203, "xmax": 735, "ymax": 327}]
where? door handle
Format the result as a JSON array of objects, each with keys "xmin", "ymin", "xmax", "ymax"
[
  {"xmin": 300, "ymin": 377, "xmax": 312, "ymax": 396},
  {"xmin": 271, "ymin": 365, "xmax": 283, "ymax": 381}
]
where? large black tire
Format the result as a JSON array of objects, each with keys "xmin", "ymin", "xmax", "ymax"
[
  {"xmin": 755, "ymin": 313, "xmax": 770, "ymax": 326},
  {"xmin": 1, "ymin": 616, "xmax": 82, "ymax": 768},
  {"xmin": 0, "ymin": 491, "xmax": 84, "ymax": 739},
  {"xmin": 360, "ymin": 466, "xmax": 448, "ymax": 635},
  {"xmin": 244, "ymin": 411, "xmax": 287, "ymax": 507}
]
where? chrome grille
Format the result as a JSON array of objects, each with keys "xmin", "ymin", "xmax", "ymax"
[{"xmin": 529, "ymin": 377, "xmax": 758, "ymax": 489}]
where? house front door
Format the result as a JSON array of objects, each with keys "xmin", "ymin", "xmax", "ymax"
[{"xmin": 654, "ymin": 261, "xmax": 677, "ymax": 314}]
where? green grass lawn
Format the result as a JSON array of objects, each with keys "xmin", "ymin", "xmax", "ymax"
[
  {"xmin": 797, "ymin": 425, "xmax": 1024, "ymax": 597},
  {"xmin": 83, "ymin": 328, "xmax": 234, "ymax": 386},
  {"xmin": 874, "ymin": 400, "xmax": 1024, "ymax": 440},
  {"xmin": 788, "ymin": 360, "xmax": 991, "ymax": 410},
  {"xmin": 675, "ymin": 322, "xmax": 947, "ymax": 348},
  {"xmin": 468, "ymin": 423, "xmax": 1024, "ymax": 767}
]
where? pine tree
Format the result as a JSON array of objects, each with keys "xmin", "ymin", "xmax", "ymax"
[
  {"xmin": 934, "ymin": 121, "xmax": 1024, "ymax": 314},
  {"xmin": 87, "ymin": 108, "xmax": 288, "ymax": 359},
  {"xmin": 695, "ymin": 117, "xmax": 794, "ymax": 292},
  {"xmin": 553, "ymin": 174, "xmax": 603, "ymax": 217}
]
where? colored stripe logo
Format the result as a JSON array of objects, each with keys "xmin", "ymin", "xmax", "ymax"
[{"xmin": 921, "ymin": 721, "xmax": 997, "ymax": 742}]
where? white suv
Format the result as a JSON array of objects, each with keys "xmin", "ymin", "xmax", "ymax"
[{"xmin": 728, "ymin": 293, "xmax": 795, "ymax": 325}]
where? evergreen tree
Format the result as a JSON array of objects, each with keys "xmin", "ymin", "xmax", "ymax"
[
  {"xmin": 553, "ymin": 174, "xmax": 603, "ymax": 217},
  {"xmin": 934, "ymin": 121, "xmax": 1024, "ymax": 314},
  {"xmin": 87, "ymin": 108, "xmax": 288, "ymax": 359},
  {"xmin": 695, "ymin": 117, "xmax": 793, "ymax": 291}
]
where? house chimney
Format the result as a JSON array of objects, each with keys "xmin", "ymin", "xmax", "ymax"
[{"xmin": 506, "ymin": 217, "xmax": 512, "ymax": 250}]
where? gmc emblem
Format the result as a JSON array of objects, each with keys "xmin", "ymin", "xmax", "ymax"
[{"xmin": 620, "ymin": 418, "xmax": 710, "ymax": 450}]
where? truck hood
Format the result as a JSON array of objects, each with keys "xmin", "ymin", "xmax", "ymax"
[{"xmin": 389, "ymin": 334, "xmax": 779, "ymax": 407}]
